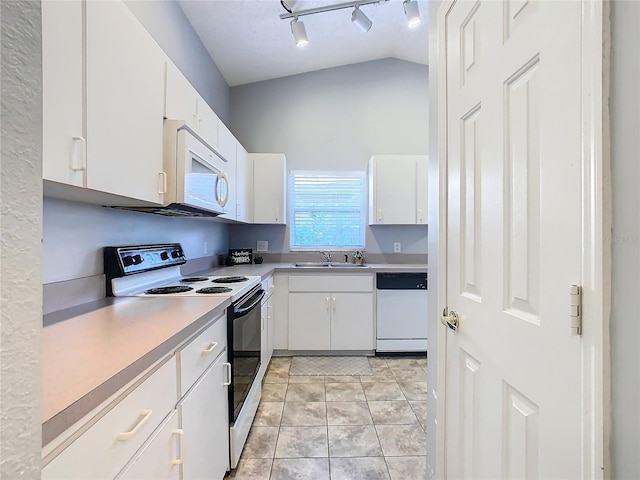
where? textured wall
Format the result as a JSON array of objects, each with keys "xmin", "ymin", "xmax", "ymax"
[
  {"xmin": 124, "ymin": 0, "xmax": 231, "ymax": 125},
  {"xmin": 610, "ymin": 1, "xmax": 640, "ymax": 477},
  {"xmin": 0, "ymin": 1, "xmax": 43, "ymax": 477},
  {"xmin": 229, "ymin": 58, "xmax": 429, "ymax": 254}
]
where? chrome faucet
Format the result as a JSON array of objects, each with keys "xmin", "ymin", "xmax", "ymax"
[{"xmin": 320, "ymin": 251, "xmax": 332, "ymax": 262}]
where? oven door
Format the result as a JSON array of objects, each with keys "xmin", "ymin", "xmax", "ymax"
[{"xmin": 227, "ymin": 286, "xmax": 265, "ymax": 423}]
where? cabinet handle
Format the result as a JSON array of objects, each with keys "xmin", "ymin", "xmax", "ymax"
[
  {"xmin": 202, "ymin": 341, "xmax": 218, "ymax": 354},
  {"xmin": 377, "ymin": 209, "xmax": 383, "ymax": 223},
  {"xmin": 332, "ymin": 297, "xmax": 336, "ymax": 311},
  {"xmin": 171, "ymin": 429, "xmax": 184, "ymax": 465},
  {"xmin": 325, "ymin": 297, "xmax": 330, "ymax": 311},
  {"xmin": 158, "ymin": 171, "xmax": 167, "ymax": 194},
  {"xmin": 70, "ymin": 136, "xmax": 86, "ymax": 172},
  {"xmin": 418, "ymin": 208, "xmax": 423, "ymax": 224},
  {"xmin": 275, "ymin": 208, "xmax": 280, "ymax": 223},
  {"xmin": 192, "ymin": 114, "xmax": 198, "ymax": 129},
  {"xmin": 116, "ymin": 410, "xmax": 152, "ymax": 441},
  {"xmin": 223, "ymin": 362, "xmax": 232, "ymax": 386}
]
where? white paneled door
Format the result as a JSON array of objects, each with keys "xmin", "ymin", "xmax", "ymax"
[{"xmin": 441, "ymin": 1, "xmax": 586, "ymax": 478}]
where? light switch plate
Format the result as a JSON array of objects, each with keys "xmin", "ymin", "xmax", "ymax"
[
  {"xmin": 394, "ymin": 242, "xmax": 402, "ymax": 253},
  {"xmin": 257, "ymin": 240, "xmax": 268, "ymax": 252}
]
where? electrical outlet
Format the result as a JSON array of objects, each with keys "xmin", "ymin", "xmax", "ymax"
[
  {"xmin": 203, "ymin": 242, "xmax": 208, "ymax": 254},
  {"xmin": 257, "ymin": 240, "xmax": 268, "ymax": 252},
  {"xmin": 394, "ymin": 242, "xmax": 402, "ymax": 253}
]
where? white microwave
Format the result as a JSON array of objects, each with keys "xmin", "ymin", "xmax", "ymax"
[{"xmin": 159, "ymin": 119, "xmax": 230, "ymax": 217}]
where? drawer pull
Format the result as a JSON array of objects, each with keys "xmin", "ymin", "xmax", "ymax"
[
  {"xmin": 223, "ymin": 362, "xmax": 232, "ymax": 386},
  {"xmin": 202, "ymin": 341, "xmax": 218, "ymax": 354},
  {"xmin": 171, "ymin": 429, "xmax": 184, "ymax": 465},
  {"xmin": 117, "ymin": 410, "xmax": 152, "ymax": 441}
]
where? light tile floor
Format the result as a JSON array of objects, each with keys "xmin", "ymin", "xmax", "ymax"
[{"xmin": 228, "ymin": 356, "xmax": 428, "ymax": 480}]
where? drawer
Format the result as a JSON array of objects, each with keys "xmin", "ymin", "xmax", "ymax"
[
  {"xmin": 289, "ymin": 275, "xmax": 373, "ymax": 292},
  {"xmin": 177, "ymin": 313, "xmax": 226, "ymax": 397},
  {"xmin": 42, "ymin": 357, "xmax": 177, "ymax": 480}
]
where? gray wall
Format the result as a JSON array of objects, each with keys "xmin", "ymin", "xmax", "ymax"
[
  {"xmin": 229, "ymin": 58, "xmax": 429, "ymax": 254},
  {"xmin": 0, "ymin": 1, "xmax": 43, "ymax": 477},
  {"xmin": 610, "ymin": 1, "xmax": 640, "ymax": 477},
  {"xmin": 125, "ymin": 0, "xmax": 230, "ymax": 125},
  {"xmin": 43, "ymin": 199, "xmax": 229, "ymax": 283}
]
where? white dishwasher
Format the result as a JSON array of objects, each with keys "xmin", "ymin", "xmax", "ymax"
[{"xmin": 376, "ymin": 272, "xmax": 428, "ymax": 353}]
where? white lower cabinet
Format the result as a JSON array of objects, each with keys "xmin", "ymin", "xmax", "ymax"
[
  {"xmin": 42, "ymin": 357, "xmax": 178, "ymax": 480},
  {"xmin": 117, "ymin": 411, "xmax": 182, "ymax": 480},
  {"xmin": 178, "ymin": 352, "xmax": 229, "ymax": 480},
  {"xmin": 288, "ymin": 275, "xmax": 374, "ymax": 351}
]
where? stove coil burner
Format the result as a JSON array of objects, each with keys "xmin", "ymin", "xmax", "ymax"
[
  {"xmin": 181, "ymin": 277, "xmax": 209, "ymax": 283},
  {"xmin": 196, "ymin": 286, "xmax": 233, "ymax": 294},
  {"xmin": 211, "ymin": 276, "xmax": 249, "ymax": 284},
  {"xmin": 145, "ymin": 286, "xmax": 193, "ymax": 295}
]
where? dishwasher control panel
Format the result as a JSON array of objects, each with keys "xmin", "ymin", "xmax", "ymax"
[{"xmin": 376, "ymin": 272, "xmax": 427, "ymax": 290}]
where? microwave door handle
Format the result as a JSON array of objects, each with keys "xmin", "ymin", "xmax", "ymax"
[{"xmin": 216, "ymin": 171, "xmax": 229, "ymax": 207}]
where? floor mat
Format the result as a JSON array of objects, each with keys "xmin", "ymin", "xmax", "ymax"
[{"xmin": 289, "ymin": 356, "xmax": 373, "ymax": 376}]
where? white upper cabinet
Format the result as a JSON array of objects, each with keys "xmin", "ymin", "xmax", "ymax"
[
  {"xmin": 42, "ymin": 0, "xmax": 84, "ymax": 188},
  {"xmin": 251, "ymin": 153, "xmax": 287, "ymax": 224},
  {"xmin": 235, "ymin": 143, "xmax": 253, "ymax": 223},
  {"xmin": 164, "ymin": 61, "xmax": 220, "ymax": 149},
  {"xmin": 42, "ymin": 0, "xmax": 166, "ymax": 205},
  {"xmin": 85, "ymin": 0, "xmax": 165, "ymax": 204},
  {"xmin": 368, "ymin": 155, "xmax": 428, "ymax": 225},
  {"xmin": 217, "ymin": 123, "xmax": 237, "ymax": 220}
]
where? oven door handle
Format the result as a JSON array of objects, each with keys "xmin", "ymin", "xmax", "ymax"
[{"xmin": 234, "ymin": 288, "xmax": 265, "ymax": 316}]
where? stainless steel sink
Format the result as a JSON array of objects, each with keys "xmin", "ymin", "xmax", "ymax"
[{"xmin": 293, "ymin": 262, "xmax": 369, "ymax": 268}]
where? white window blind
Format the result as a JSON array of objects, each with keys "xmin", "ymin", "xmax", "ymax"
[{"xmin": 290, "ymin": 171, "xmax": 366, "ymax": 250}]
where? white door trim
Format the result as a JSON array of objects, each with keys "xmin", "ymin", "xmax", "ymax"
[{"xmin": 433, "ymin": 1, "xmax": 609, "ymax": 478}]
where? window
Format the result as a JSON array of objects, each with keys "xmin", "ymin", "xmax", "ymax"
[{"xmin": 290, "ymin": 171, "xmax": 366, "ymax": 250}]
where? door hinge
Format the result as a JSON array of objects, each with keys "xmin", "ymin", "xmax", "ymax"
[{"xmin": 570, "ymin": 284, "xmax": 582, "ymax": 335}]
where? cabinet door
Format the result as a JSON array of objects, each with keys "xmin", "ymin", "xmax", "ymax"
[
  {"xmin": 195, "ymin": 96, "xmax": 219, "ymax": 149},
  {"xmin": 235, "ymin": 143, "xmax": 252, "ymax": 222},
  {"xmin": 42, "ymin": 0, "xmax": 84, "ymax": 187},
  {"xmin": 85, "ymin": 0, "xmax": 165, "ymax": 204},
  {"xmin": 179, "ymin": 353, "xmax": 229, "ymax": 480},
  {"xmin": 217, "ymin": 122, "xmax": 237, "ymax": 220},
  {"xmin": 288, "ymin": 293, "xmax": 330, "ymax": 350},
  {"xmin": 252, "ymin": 153, "xmax": 287, "ymax": 224},
  {"xmin": 165, "ymin": 61, "xmax": 198, "ymax": 131},
  {"xmin": 416, "ymin": 155, "xmax": 429, "ymax": 224},
  {"xmin": 117, "ymin": 411, "xmax": 181, "ymax": 480},
  {"xmin": 330, "ymin": 293, "xmax": 374, "ymax": 350},
  {"xmin": 370, "ymin": 156, "xmax": 417, "ymax": 224},
  {"xmin": 267, "ymin": 294, "xmax": 275, "ymax": 360}
]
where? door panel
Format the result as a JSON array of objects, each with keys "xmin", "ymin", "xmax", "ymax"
[{"xmin": 442, "ymin": 1, "xmax": 583, "ymax": 478}]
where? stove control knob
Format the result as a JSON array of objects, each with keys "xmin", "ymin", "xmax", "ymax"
[
  {"xmin": 160, "ymin": 251, "xmax": 169, "ymax": 261},
  {"xmin": 171, "ymin": 250, "xmax": 182, "ymax": 259},
  {"xmin": 122, "ymin": 256, "xmax": 134, "ymax": 267},
  {"xmin": 132, "ymin": 254, "xmax": 143, "ymax": 265}
]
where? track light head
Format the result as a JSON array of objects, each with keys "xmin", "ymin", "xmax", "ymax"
[
  {"xmin": 351, "ymin": 6, "xmax": 373, "ymax": 33},
  {"xmin": 403, "ymin": 0, "xmax": 421, "ymax": 28},
  {"xmin": 291, "ymin": 18, "xmax": 309, "ymax": 47}
]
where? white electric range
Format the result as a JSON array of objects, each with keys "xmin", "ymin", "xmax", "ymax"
[
  {"xmin": 104, "ymin": 243, "xmax": 264, "ymax": 471},
  {"xmin": 104, "ymin": 243, "xmax": 260, "ymax": 300}
]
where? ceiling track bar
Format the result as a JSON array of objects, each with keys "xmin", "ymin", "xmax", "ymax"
[{"xmin": 279, "ymin": 0, "xmax": 390, "ymax": 20}]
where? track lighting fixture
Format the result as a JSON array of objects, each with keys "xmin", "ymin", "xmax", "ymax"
[
  {"xmin": 351, "ymin": 6, "xmax": 373, "ymax": 33},
  {"xmin": 403, "ymin": 0, "xmax": 421, "ymax": 28},
  {"xmin": 281, "ymin": 0, "xmax": 420, "ymax": 47},
  {"xmin": 291, "ymin": 17, "xmax": 309, "ymax": 48}
]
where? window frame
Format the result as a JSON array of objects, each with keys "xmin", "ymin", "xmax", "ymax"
[{"xmin": 288, "ymin": 170, "xmax": 367, "ymax": 252}]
